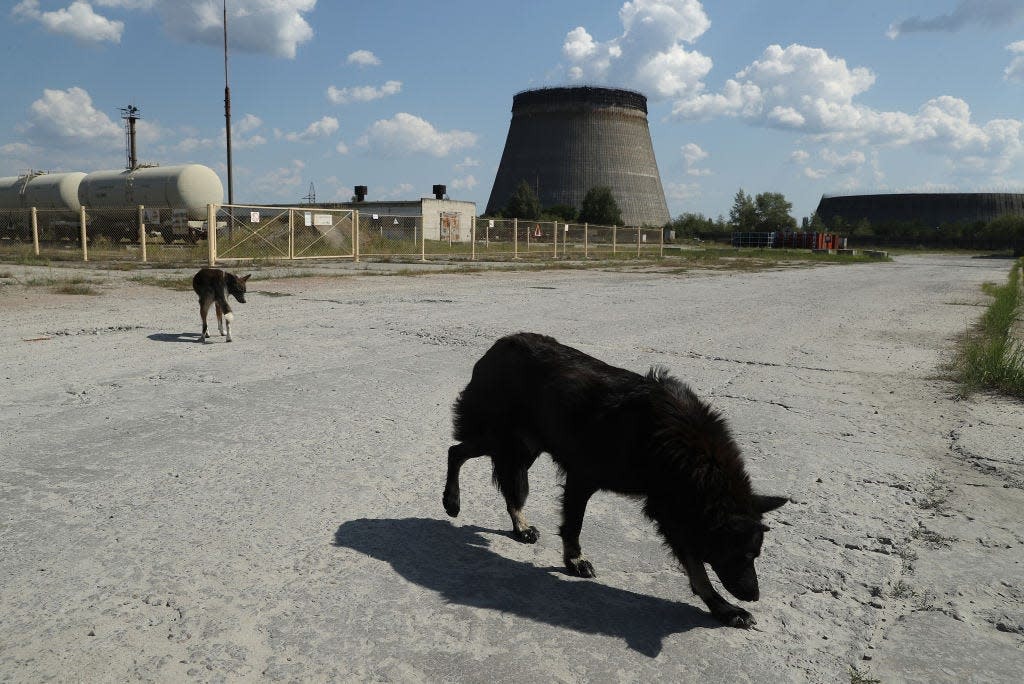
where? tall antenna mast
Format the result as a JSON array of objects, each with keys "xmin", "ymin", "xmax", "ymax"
[
  {"xmin": 120, "ymin": 104, "xmax": 140, "ymax": 170},
  {"xmin": 223, "ymin": 0, "xmax": 234, "ymax": 205}
]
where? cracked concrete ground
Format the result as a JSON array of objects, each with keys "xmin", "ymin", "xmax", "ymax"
[{"xmin": 1, "ymin": 253, "xmax": 1021, "ymax": 682}]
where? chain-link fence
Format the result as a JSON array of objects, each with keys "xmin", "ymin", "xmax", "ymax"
[
  {"xmin": 2, "ymin": 202, "xmax": 669, "ymax": 265},
  {"xmin": 214, "ymin": 205, "xmax": 356, "ymax": 262}
]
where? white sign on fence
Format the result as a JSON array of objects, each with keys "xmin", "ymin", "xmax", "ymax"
[
  {"xmin": 304, "ymin": 212, "xmax": 312, "ymax": 227},
  {"xmin": 250, "ymin": 211, "xmax": 260, "ymax": 223},
  {"xmin": 315, "ymin": 214, "xmax": 333, "ymax": 226}
]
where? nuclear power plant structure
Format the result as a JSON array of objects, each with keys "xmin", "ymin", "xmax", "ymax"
[
  {"xmin": 816, "ymin": 192, "xmax": 1024, "ymax": 227},
  {"xmin": 486, "ymin": 86, "xmax": 671, "ymax": 227}
]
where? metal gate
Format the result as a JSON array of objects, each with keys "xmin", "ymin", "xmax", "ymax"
[{"xmin": 214, "ymin": 205, "xmax": 357, "ymax": 261}]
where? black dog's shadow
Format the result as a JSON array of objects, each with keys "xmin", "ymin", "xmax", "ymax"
[
  {"xmin": 148, "ymin": 332, "xmax": 201, "ymax": 343},
  {"xmin": 332, "ymin": 517, "xmax": 715, "ymax": 657}
]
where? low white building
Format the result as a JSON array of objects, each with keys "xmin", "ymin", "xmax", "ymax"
[{"xmin": 319, "ymin": 196, "xmax": 477, "ymax": 243}]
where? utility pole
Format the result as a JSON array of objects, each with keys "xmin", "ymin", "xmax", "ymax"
[{"xmin": 223, "ymin": 0, "xmax": 234, "ymax": 206}]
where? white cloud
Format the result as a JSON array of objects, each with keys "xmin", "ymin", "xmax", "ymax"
[
  {"xmin": 790, "ymin": 145, "xmax": 868, "ymax": 183},
  {"xmin": 335, "ymin": 140, "xmax": 349, "ymax": 155},
  {"xmin": 449, "ymin": 175, "xmax": 478, "ymax": 191},
  {"xmin": 1006, "ymin": 41, "xmax": 1024, "ymax": 82},
  {"xmin": 820, "ymin": 148, "xmax": 866, "ymax": 171},
  {"xmin": 663, "ymin": 180, "xmax": 702, "ymax": 203},
  {"xmin": 670, "ymin": 42, "xmax": 1024, "ymax": 175},
  {"xmin": 14, "ymin": 1, "xmax": 315, "ymax": 57},
  {"xmin": 887, "ymin": 0, "xmax": 1024, "ymax": 39},
  {"xmin": 25, "ymin": 87, "xmax": 122, "ymax": 146},
  {"xmin": 281, "ymin": 116, "xmax": 339, "ymax": 142},
  {"xmin": 155, "ymin": 0, "xmax": 314, "ymax": 59},
  {"xmin": 381, "ymin": 183, "xmax": 414, "ymax": 199},
  {"xmin": 236, "ymin": 114, "xmax": 263, "ymax": 134},
  {"xmin": 347, "ymin": 50, "xmax": 380, "ymax": 67},
  {"xmin": 327, "ymin": 81, "xmax": 402, "ymax": 105},
  {"xmin": 251, "ymin": 159, "xmax": 305, "ymax": 197},
  {"xmin": 681, "ymin": 142, "xmax": 707, "ymax": 165},
  {"xmin": 562, "ymin": 0, "xmax": 713, "ymax": 100},
  {"xmin": 357, "ymin": 113, "xmax": 477, "ymax": 158},
  {"xmin": 681, "ymin": 142, "xmax": 711, "ymax": 176},
  {"xmin": 13, "ymin": 0, "xmax": 124, "ymax": 44},
  {"xmin": 455, "ymin": 157, "xmax": 480, "ymax": 170}
]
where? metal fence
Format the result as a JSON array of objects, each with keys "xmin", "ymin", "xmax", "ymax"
[
  {"xmin": 214, "ymin": 205, "xmax": 356, "ymax": 261},
  {"xmin": 1, "ymin": 203, "xmax": 670, "ymax": 265}
]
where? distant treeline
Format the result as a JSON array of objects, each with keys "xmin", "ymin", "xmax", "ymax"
[{"xmin": 667, "ymin": 211, "xmax": 1024, "ymax": 252}]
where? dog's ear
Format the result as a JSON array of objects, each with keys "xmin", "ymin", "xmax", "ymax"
[
  {"xmin": 240, "ymin": 274, "xmax": 251, "ymax": 282},
  {"xmin": 753, "ymin": 494, "xmax": 788, "ymax": 514}
]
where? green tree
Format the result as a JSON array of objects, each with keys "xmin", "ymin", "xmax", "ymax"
[
  {"xmin": 754, "ymin": 192, "xmax": 797, "ymax": 231},
  {"xmin": 728, "ymin": 189, "xmax": 757, "ymax": 231},
  {"xmin": 543, "ymin": 204, "xmax": 579, "ymax": 222},
  {"xmin": 504, "ymin": 179, "xmax": 541, "ymax": 220},
  {"xmin": 578, "ymin": 186, "xmax": 623, "ymax": 226},
  {"xmin": 669, "ymin": 212, "xmax": 715, "ymax": 238}
]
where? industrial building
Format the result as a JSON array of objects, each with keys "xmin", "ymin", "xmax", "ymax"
[
  {"xmin": 314, "ymin": 186, "xmax": 476, "ymax": 242},
  {"xmin": 816, "ymin": 192, "xmax": 1024, "ymax": 228},
  {"xmin": 486, "ymin": 86, "xmax": 670, "ymax": 227}
]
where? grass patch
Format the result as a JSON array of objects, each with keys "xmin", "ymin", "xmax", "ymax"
[
  {"xmin": 127, "ymin": 274, "xmax": 194, "ymax": 291},
  {"xmin": 890, "ymin": 579, "xmax": 916, "ymax": 599},
  {"xmin": 952, "ymin": 258, "xmax": 1024, "ymax": 399},
  {"xmin": 849, "ymin": 666, "xmax": 881, "ymax": 684},
  {"xmin": 17, "ymin": 274, "xmax": 104, "ymax": 295},
  {"xmin": 52, "ymin": 282, "xmax": 101, "ymax": 295},
  {"xmin": 910, "ymin": 523, "xmax": 957, "ymax": 549}
]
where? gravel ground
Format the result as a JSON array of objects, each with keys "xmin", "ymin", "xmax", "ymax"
[{"xmin": 1, "ymin": 254, "xmax": 1022, "ymax": 682}]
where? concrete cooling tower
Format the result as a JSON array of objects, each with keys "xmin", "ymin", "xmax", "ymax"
[{"xmin": 486, "ymin": 86, "xmax": 670, "ymax": 227}]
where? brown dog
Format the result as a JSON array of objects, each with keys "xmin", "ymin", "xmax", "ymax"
[{"xmin": 191, "ymin": 268, "xmax": 249, "ymax": 343}]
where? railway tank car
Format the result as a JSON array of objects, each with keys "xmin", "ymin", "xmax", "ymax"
[
  {"xmin": 0, "ymin": 171, "xmax": 87, "ymax": 212},
  {"xmin": 0, "ymin": 164, "xmax": 223, "ymax": 242},
  {"xmin": 78, "ymin": 164, "xmax": 223, "ymax": 220}
]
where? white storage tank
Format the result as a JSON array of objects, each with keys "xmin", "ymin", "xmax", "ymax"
[
  {"xmin": 78, "ymin": 164, "xmax": 224, "ymax": 218},
  {"xmin": 0, "ymin": 172, "xmax": 86, "ymax": 212}
]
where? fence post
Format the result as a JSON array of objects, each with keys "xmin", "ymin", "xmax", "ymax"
[
  {"xmin": 354, "ymin": 210, "xmax": 360, "ymax": 263},
  {"xmin": 421, "ymin": 215, "xmax": 427, "ymax": 262},
  {"xmin": 288, "ymin": 208, "xmax": 294, "ymax": 260},
  {"xmin": 584, "ymin": 222, "xmax": 588, "ymax": 259},
  {"xmin": 80, "ymin": 206, "xmax": 88, "ymax": 262},
  {"xmin": 31, "ymin": 207, "xmax": 39, "ymax": 256},
  {"xmin": 137, "ymin": 205, "xmax": 147, "ymax": 263},
  {"xmin": 207, "ymin": 203, "xmax": 216, "ymax": 266},
  {"xmin": 612, "ymin": 225, "xmax": 617, "ymax": 255},
  {"xmin": 660, "ymin": 225, "xmax": 665, "ymax": 258},
  {"xmin": 553, "ymin": 221, "xmax": 558, "ymax": 259},
  {"xmin": 637, "ymin": 225, "xmax": 641, "ymax": 258},
  {"xmin": 514, "ymin": 218, "xmax": 519, "ymax": 259},
  {"xmin": 471, "ymin": 214, "xmax": 477, "ymax": 261}
]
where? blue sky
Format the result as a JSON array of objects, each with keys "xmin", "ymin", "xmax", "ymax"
[{"xmin": 2, "ymin": 0, "xmax": 1023, "ymax": 222}]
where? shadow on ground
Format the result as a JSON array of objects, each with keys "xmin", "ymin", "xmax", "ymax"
[
  {"xmin": 148, "ymin": 332, "xmax": 200, "ymax": 343},
  {"xmin": 333, "ymin": 517, "xmax": 714, "ymax": 656}
]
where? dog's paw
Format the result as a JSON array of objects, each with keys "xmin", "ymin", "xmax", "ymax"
[
  {"xmin": 565, "ymin": 557, "xmax": 596, "ymax": 578},
  {"xmin": 714, "ymin": 605, "xmax": 755, "ymax": 629},
  {"xmin": 442, "ymin": 491, "xmax": 460, "ymax": 517},
  {"xmin": 513, "ymin": 526, "xmax": 539, "ymax": 544}
]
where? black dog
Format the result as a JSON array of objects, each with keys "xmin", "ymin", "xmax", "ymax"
[
  {"xmin": 443, "ymin": 332, "xmax": 787, "ymax": 628},
  {"xmin": 191, "ymin": 268, "xmax": 249, "ymax": 343}
]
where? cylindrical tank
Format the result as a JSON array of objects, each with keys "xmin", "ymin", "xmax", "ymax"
[
  {"xmin": 0, "ymin": 172, "xmax": 86, "ymax": 212},
  {"xmin": 486, "ymin": 86, "xmax": 670, "ymax": 227},
  {"xmin": 78, "ymin": 164, "xmax": 224, "ymax": 218}
]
